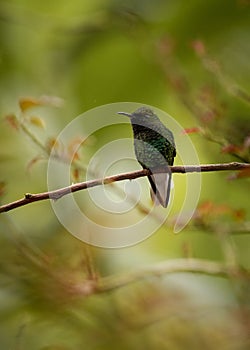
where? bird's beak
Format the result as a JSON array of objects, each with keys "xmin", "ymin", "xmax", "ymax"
[{"xmin": 117, "ymin": 111, "xmax": 132, "ymax": 118}]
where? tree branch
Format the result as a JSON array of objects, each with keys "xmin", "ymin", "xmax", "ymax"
[
  {"xmin": 0, "ymin": 162, "xmax": 249, "ymax": 213},
  {"xmin": 93, "ymin": 258, "xmax": 249, "ymax": 294}
]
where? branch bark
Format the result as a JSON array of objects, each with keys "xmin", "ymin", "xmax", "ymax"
[{"xmin": 0, "ymin": 162, "xmax": 249, "ymax": 213}]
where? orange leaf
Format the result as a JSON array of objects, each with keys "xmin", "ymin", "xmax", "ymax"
[
  {"xmin": 197, "ymin": 200, "xmax": 214, "ymax": 215},
  {"xmin": 0, "ymin": 181, "xmax": 6, "ymax": 197},
  {"xmin": 228, "ymin": 168, "xmax": 250, "ymax": 180},
  {"xmin": 5, "ymin": 114, "xmax": 19, "ymax": 130},
  {"xmin": 26, "ymin": 156, "xmax": 45, "ymax": 172},
  {"xmin": 197, "ymin": 200, "xmax": 231, "ymax": 218},
  {"xmin": 182, "ymin": 127, "xmax": 201, "ymax": 134},
  {"xmin": 29, "ymin": 116, "xmax": 46, "ymax": 129},
  {"xmin": 72, "ymin": 168, "xmax": 80, "ymax": 182},
  {"xmin": 19, "ymin": 97, "xmax": 43, "ymax": 112},
  {"xmin": 46, "ymin": 137, "xmax": 62, "ymax": 155},
  {"xmin": 221, "ymin": 144, "xmax": 242, "ymax": 154},
  {"xmin": 68, "ymin": 137, "xmax": 85, "ymax": 160},
  {"xmin": 232, "ymin": 209, "xmax": 246, "ymax": 222},
  {"xmin": 72, "ymin": 152, "xmax": 80, "ymax": 161},
  {"xmin": 19, "ymin": 95, "xmax": 64, "ymax": 112}
]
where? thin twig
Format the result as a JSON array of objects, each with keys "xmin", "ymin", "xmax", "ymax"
[
  {"xmin": 0, "ymin": 162, "xmax": 249, "ymax": 213},
  {"xmin": 20, "ymin": 122, "xmax": 48, "ymax": 153},
  {"xmin": 96, "ymin": 258, "xmax": 249, "ymax": 293}
]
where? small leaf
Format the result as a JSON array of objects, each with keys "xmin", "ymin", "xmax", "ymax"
[
  {"xmin": 196, "ymin": 200, "xmax": 231, "ymax": 218},
  {"xmin": 0, "ymin": 181, "xmax": 6, "ymax": 197},
  {"xmin": 19, "ymin": 95, "xmax": 64, "ymax": 112},
  {"xmin": 196, "ymin": 200, "xmax": 214, "ymax": 217},
  {"xmin": 72, "ymin": 168, "xmax": 80, "ymax": 182},
  {"xmin": 191, "ymin": 40, "xmax": 206, "ymax": 57},
  {"xmin": 228, "ymin": 168, "xmax": 250, "ymax": 180},
  {"xmin": 5, "ymin": 114, "xmax": 20, "ymax": 130},
  {"xmin": 182, "ymin": 127, "xmax": 201, "ymax": 134},
  {"xmin": 221, "ymin": 144, "xmax": 242, "ymax": 154},
  {"xmin": 26, "ymin": 156, "xmax": 45, "ymax": 172},
  {"xmin": 19, "ymin": 97, "xmax": 43, "ymax": 112},
  {"xmin": 46, "ymin": 137, "xmax": 61, "ymax": 154},
  {"xmin": 67, "ymin": 137, "xmax": 84, "ymax": 160},
  {"xmin": 29, "ymin": 116, "xmax": 46, "ymax": 129},
  {"xmin": 72, "ymin": 152, "xmax": 80, "ymax": 161},
  {"xmin": 232, "ymin": 209, "xmax": 246, "ymax": 222}
]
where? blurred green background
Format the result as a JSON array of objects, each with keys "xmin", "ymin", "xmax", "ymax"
[{"xmin": 0, "ymin": 0, "xmax": 249, "ymax": 349}]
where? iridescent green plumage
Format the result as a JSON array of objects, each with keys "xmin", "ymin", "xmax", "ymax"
[{"xmin": 118, "ymin": 107, "xmax": 176, "ymax": 207}]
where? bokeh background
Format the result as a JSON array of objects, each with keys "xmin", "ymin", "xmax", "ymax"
[{"xmin": 0, "ymin": 1, "xmax": 249, "ymax": 349}]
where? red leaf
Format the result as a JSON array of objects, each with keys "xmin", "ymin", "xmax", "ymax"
[
  {"xmin": 191, "ymin": 40, "xmax": 206, "ymax": 57},
  {"xmin": 232, "ymin": 209, "xmax": 246, "ymax": 221},
  {"xmin": 221, "ymin": 144, "xmax": 242, "ymax": 154},
  {"xmin": 0, "ymin": 181, "xmax": 6, "ymax": 197},
  {"xmin": 228, "ymin": 168, "xmax": 250, "ymax": 180},
  {"xmin": 5, "ymin": 114, "xmax": 19, "ymax": 130},
  {"xmin": 182, "ymin": 127, "xmax": 201, "ymax": 134},
  {"xmin": 196, "ymin": 200, "xmax": 231, "ymax": 218}
]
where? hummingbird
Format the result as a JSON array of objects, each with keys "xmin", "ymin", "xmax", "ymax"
[{"xmin": 118, "ymin": 107, "xmax": 176, "ymax": 207}]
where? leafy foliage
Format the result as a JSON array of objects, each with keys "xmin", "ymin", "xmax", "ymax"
[{"xmin": 0, "ymin": 1, "xmax": 249, "ymax": 349}]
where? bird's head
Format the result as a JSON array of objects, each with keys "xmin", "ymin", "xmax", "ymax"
[{"xmin": 117, "ymin": 107, "xmax": 155, "ymax": 119}]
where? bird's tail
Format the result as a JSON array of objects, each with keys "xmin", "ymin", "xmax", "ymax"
[{"xmin": 148, "ymin": 169, "xmax": 172, "ymax": 208}]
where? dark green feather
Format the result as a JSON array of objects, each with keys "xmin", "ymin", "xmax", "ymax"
[{"xmin": 118, "ymin": 107, "xmax": 176, "ymax": 207}]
